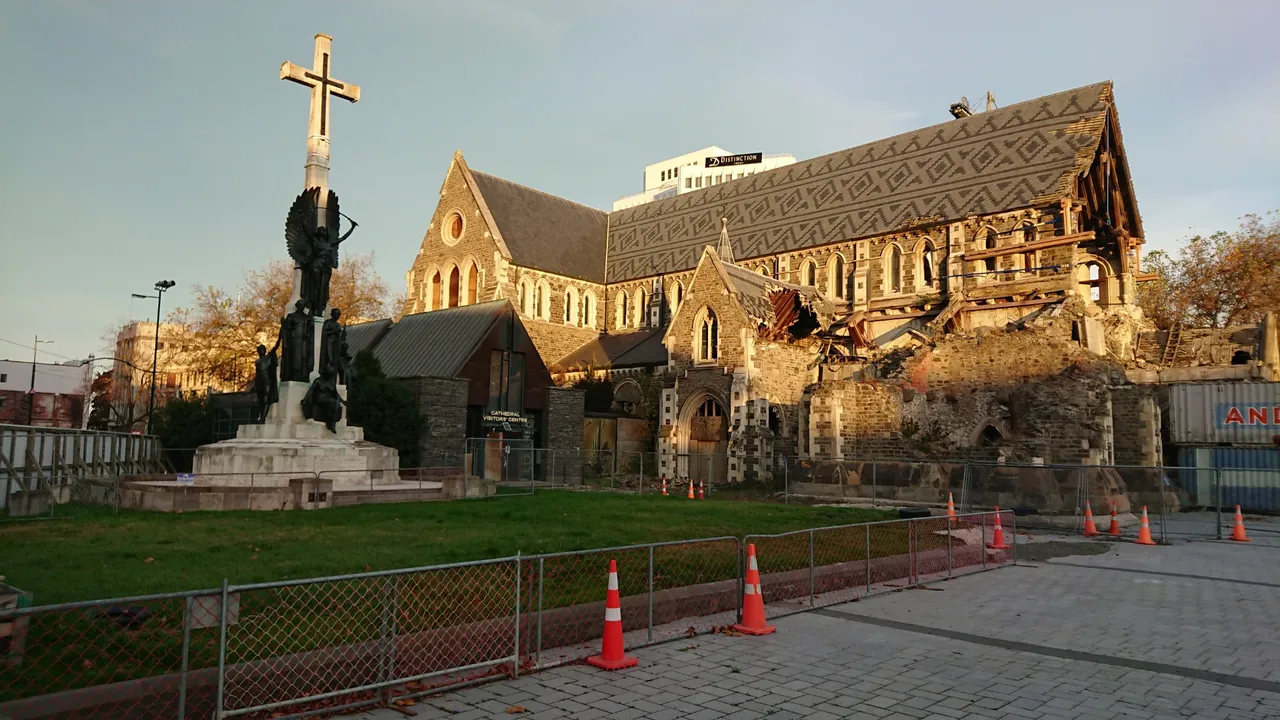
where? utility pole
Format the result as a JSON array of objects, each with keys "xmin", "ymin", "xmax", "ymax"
[
  {"xmin": 133, "ymin": 280, "xmax": 176, "ymax": 435},
  {"xmin": 27, "ymin": 335, "xmax": 54, "ymax": 425}
]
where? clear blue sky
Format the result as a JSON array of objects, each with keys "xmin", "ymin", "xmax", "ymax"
[{"xmin": 2, "ymin": 0, "xmax": 1277, "ymax": 365}]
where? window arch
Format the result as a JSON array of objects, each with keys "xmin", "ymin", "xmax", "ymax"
[
  {"xmin": 695, "ymin": 307, "xmax": 719, "ymax": 362},
  {"xmin": 563, "ymin": 286, "xmax": 579, "ymax": 325},
  {"xmin": 583, "ymin": 290, "xmax": 598, "ymax": 328},
  {"xmin": 883, "ymin": 244, "xmax": 903, "ymax": 294},
  {"xmin": 1019, "ymin": 222, "xmax": 1038, "ymax": 275},
  {"xmin": 802, "ymin": 259, "xmax": 817, "ymax": 287},
  {"xmin": 517, "ymin": 278, "xmax": 534, "ymax": 316},
  {"xmin": 916, "ymin": 239, "xmax": 937, "ymax": 289},
  {"xmin": 615, "ymin": 290, "xmax": 630, "ymax": 329},
  {"xmin": 669, "ymin": 281, "xmax": 684, "ymax": 317},
  {"xmin": 828, "ymin": 254, "xmax": 846, "ymax": 299},
  {"xmin": 1076, "ymin": 255, "xmax": 1112, "ymax": 303},
  {"xmin": 981, "ymin": 227, "xmax": 998, "ymax": 278},
  {"xmin": 634, "ymin": 287, "xmax": 647, "ymax": 327},
  {"xmin": 447, "ymin": 266, "xmax": 461, "ymax": 308},
  {"xmin": 536, "ymin": 279, "xmax": 551, "ymax": 321},
  {"xmin": 430, "ymin": 270, "xmax": 442, "ymax": 311},
  {"xmin": 466, "ymin": 262, "xmax": 479, "ymax": 305}
]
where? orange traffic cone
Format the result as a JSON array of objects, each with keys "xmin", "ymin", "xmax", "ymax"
[
  {"xmin": 1107, "ymin": 503, "xmax": 1121, "ymax": 537},
  {"xmin": 687, "ymin": 478, "xmax": 695, "ymax": 500},
  {"xmin": 698, "ymin": 480, "xmax": 706, "ymax": 500},
  {"xmin": 946, "ymin": 493, "xmax": 957, "ymax": 518},
  {"xmin": 1135, "ymin": 506, "xmax": 1157, "ymax": 545},
  {"xmin": 732, "ymin": 543, "xmax": 776, "ymax": 636},
  {"xmin": 986, "ymin": 507, "xmax": 1010, "ymax": 550},
  {"xmin": 1082, "ymin": 500, "xmax": 1099, "ymax": 537},
  {"xmin": 1230, "ymin": 505, "xmax": 1250, "ymax": 542},
  {"xmin": 587, "ymin": 559, "xmax": 638, "ymax": 670},
  {"xmin": 661, "ymin": 477, "xmax": 668, "ymax": 496}
]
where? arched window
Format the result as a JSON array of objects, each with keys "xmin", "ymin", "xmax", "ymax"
[
  {"xmin": 1020, "ymin": 223, "xmax": 1038, "ymax": 274},
  {"xmin": 447, "ymin": 266, "xmax": 460, "ymax": 308},
  {"xmin": 615, "ymin": 290, "xmax": 629, "ymax": 329},
  {"xmin": 466, "ymin": 263, "xmax": 478, "ymax": 304},
  {"xmin": 920, "ymin": 240, "xmax": 936, "ymax": 288},
  {"xmin": 803, "ymin": 260, "xmax": 817, "ymax": 287},
  {"xmin": 983, "ymin": 228, "xmax": 998, "ymax": 277},
  {"xmin": 634, "ymin": 287, "xmax": 647, "ymax": 327},
  {"xmin": 430, "ymin": 271, "xmax": 442, "ymax": 310},
  {"xmin": 697, "ymin": 308, "xmax": 719, "ymax": 362},
  {"xmin": 518, "ymin": 279, "xmax": 534, "ymax": 316},
  {"xmin": 1076, "ymin": 259, "xmax": 1108, "ymax": 303},
  {"xmin": 564, "ymin": 287, "xmax": 579, "ymax": 325},
  {"xmin": 1088, "ymin": 263, "xmax": 1102, "ymax": 302},
  {"xmin": 884, "ymin": 245, "xmax": 903, "ymax": 294},
  {"xmin": 536, "ymin": 280, "xmax": 551, "ymax": 321},
  {"xmin": 669, "ymin": 281, "xmax": 684, "ymax": 317},
  {"xmin": 829, "ymin": 255, "xmax": 846, "ymax": 299},
  {"xmin": 583, "ymin": 291, "xmax": 597, "ymax": 328}
]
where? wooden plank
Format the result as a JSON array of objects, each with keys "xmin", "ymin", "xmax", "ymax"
[{"xmin": 964, "ymin": 231, "xmax": 1096, "ymax": 262}]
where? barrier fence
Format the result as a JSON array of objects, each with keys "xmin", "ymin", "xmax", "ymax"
[{"xmin": 0, "ymin": 512, "xmax": 1014, "ymax": 719}]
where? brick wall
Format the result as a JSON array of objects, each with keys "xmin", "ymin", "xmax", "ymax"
[
  {"xmin": 546, "ymin": 386, "xmax": 585, "ymax": 484},
  {"xmin": 1110, "ymin": 385, "xmax": 1161, "ymax": 467},
  {"xmin": 409, "ymin": 377, "xmax": 469, "ymax": 466}
]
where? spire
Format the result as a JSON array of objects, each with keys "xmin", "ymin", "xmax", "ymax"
[{"xmin": 715, "ymin": 216, "xmax": 735, "ymax": 264}]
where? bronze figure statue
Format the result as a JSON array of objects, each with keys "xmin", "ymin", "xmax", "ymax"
[
  {"xmin": 302, "ymin": 368, "xmax": 347, "ymax": 433},
  {"xmin": 319, "ymin": 307, "xmax": 344, "ymax": 380},
  {"xmin": 252, "ymin": 341, "xmax": 280, "ymax": 422},
  {"xmin": 278, "ymin": 298, "xmax": 315, "ymax": 383},
  {"xmin": 285, "ymin": 186, "xmax": 358, "ymax": 315}
]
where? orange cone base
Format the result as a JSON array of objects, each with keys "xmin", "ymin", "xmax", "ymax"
[
  {"xmin": 986, "ymin": 540, "xmax": 1011, "ymax": 550},
  {"xmin": 1083, "ymin": 528, "xmax": 1100, "ymax": 537},
  {"xmin": 1135, "ymin": 537, "xmax": 1158, "ymax": 546},
  {"xmin": 587, "ymin": 653, "xmax": 638, "ymax": 670},
  {"xmin": 1231, "ymin": 535, "xmax": 1251, "ymax": 543},
  {"xmin": 731, "ymin": 622, "xmax": 777, "ymax": 636}
]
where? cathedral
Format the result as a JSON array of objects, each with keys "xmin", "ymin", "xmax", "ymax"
[{"xmin": 400, "ymin": 81, "xmax": 1277, "ymax": 485}]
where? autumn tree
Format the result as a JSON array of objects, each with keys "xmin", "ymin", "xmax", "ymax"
[
  {"xmin": 1138, "ymin": 211, "xmax": 1280, "ymax": 329},
  {"xmin": 169, "ymin": 252, "xmax": 391, "ymax": 387}
]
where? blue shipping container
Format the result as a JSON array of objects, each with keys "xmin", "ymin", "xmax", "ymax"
[{"xmin": 1178, "ymin": 447, "xmax": 1280, "ymax": 513}]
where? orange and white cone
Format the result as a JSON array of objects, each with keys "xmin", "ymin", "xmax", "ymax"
[
  {"xmin": 1107, "ymin": 503, "xmax": 1122, "ymax": 537},
  {"xmin": 946, "ymin": 493, "xmax": 957, "ymax": 518},
  {"xmin": 698, "ymin": 480, "xmax": 706, "ymax": 500},
  {"xmin": 587, "ymin": 559, "xmax": 638, "ymax": 670},
  {"xmin": 1082, "ymin": 500, "xmax": 1100, "ymax": 537},
  {"xmin": 1135, "ymin": 506, "xmax": 1158, "ymax": 546},
  {"xmin": 661, "ymin": 477, "xmax": 668, "ymax": 496},
  {"xmin": 1230, "ymin": 505, "xmax": 1250, "ymax": 542},
  {"xmin": 732, "ymin": 543, "xmax": 776, "ymax": 636},
  {"xmin": 687, "ymin": 478, "xmax": 695, "ymax": 500},
  {"xmin": 987, "ymin": 506, "xmax": 1010, "ymax": 550}
]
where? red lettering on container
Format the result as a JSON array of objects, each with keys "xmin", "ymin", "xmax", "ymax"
[
  {"xmin": 1224, "ymin": 407, "xmax": 1245, "ymax": 424},
  {"xmin": 1249, "ymin": 408, "xmax": 1268, "ymax": 425}
]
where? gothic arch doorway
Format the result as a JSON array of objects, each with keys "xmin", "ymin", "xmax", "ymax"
[{"xmin": 678, "ymin": 392, "xmax": 728, "ymax": 484}]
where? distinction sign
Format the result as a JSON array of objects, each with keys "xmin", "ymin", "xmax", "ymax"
[{"xmin": 705, "ymin": 153, "xmax": 762, "ymax": 168}]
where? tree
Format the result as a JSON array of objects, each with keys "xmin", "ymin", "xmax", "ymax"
[
  {"xmin": 347, "ymin": 350, "xmax": 425, "ymax": 467},
  {"xmin": 86, "ymin": 370, "xmax": 114, "ymax": 430},
  {"xmin": 169, "ymin": 252, "xmax": 391, "ymax": 387},
  {"xmin": 572, "ymin": 372, "xmax": 614, "ymax": 414},
  {"xmin": 150, "ymin": 394, "xmax": 213, "ymax": 471},
  {"xmin": 1139, "ymin": 211, "xmax": 1280, "ymax": 329}
]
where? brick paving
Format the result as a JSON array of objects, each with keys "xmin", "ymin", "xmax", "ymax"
[{"xmin": 346, "ymin": 528, "xmax": 1280, "ymax": 720}]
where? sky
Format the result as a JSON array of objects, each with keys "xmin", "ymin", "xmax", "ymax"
[{"xmin": 2, "ymin": 0, "xmax": 1277, "ymax": 367}]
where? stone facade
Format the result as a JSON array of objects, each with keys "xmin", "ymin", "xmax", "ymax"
[
  {"xmin": 546, "ymin": 386, "xmax": 586, "ymax": 484},
  {"xmin": 409, "ymin": 377, "xmax": 469, "ymax": 465}
]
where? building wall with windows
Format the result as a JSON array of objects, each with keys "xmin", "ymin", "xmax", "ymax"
[{"xmin": 613, "ymin": 147, "xmax": 797, "ymax": 211}]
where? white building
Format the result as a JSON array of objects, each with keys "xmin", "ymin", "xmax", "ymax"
[
  {"xmin": 0, "ymin": 359, "xmax": 90, "ymax": 395},
  {"xmin": 612, "ymin": 146, "xmax": 797, "ymax": 211}
]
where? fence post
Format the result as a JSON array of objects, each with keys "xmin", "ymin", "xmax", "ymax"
[
  {"xmin": 784, "ymin": 459, "xmax": 789, "ymax": 505},
  {"xmin": 214, "ymin": 579, "xmax": 230, "ymax": 718},
  {"xmin": 981, "ymin": 514, "xmax": 987, "ymax": 570},
  {"xmin": 1158, "ymin": 467, "xmax": 1167, "ymax": 545},
  {"xmin": 513, "ymin": 552, "xmax": 521, "ymax": 678},
  {"xmin": 536, "ymin": 557, "xmax": 544, "ymax": 668},
  {"xmin": 378, "ymin": 574, "xmax": 396, "ymax": 703},
  {"xmin": 178, "ymin": 594, "xmax": 193, "ymax": 720},
  {"xmin": 946, "ymin": 516, "xmax": 953, "ymax": 578},
  {"xmin": 647, "ymin": 544, "xmax": 655, "ymax": 642},
  {"xmin": 808, "ymin": 529, "xmax": 815, "ymax": 607},
  {"xmin": 1216, "ymin": 468, "xmax": 1224, "ymax": 540},
  {"xmin": 1077, "ymin": 466, "xmax": 1088, "ymax": 534},
  {"xmin": 1011, "ymin": 510, "xmax": 1018, "ymax": 565},
  {"xmin": 871, "ymin": 462, "xmax": 878, "ymax": 507}
]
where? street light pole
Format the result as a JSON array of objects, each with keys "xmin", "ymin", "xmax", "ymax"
[
  {"xmin": 27, "ymin": 335, "xmax": 54, "ymax": 425},
  {"xmin": 135, "ymin": 280, "xmax": 176, "ymax": 435}
]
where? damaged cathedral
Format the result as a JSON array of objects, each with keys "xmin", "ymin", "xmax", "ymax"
[{"xmin": 402, "ymin": 81, "xmax": 1279, "ymax": 486}]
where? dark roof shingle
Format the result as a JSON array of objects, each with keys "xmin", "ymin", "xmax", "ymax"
[
  {"xmin": 606, "ymin": 82, "xmax": 1115, "ymax": 282},
  {"xmin": 471, "ymin": 171, "xmax": 609, "ymax": 283},
  {"xmin": 553, "ymin": 329, "xmax": 667, "ymax": 372},
  {"xmin": 369, "ymin": 301, "xmax": 508, "ymax": 379}
]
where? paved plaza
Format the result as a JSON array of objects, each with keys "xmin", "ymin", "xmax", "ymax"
[{"xmin": 348, "ymin": 521, "xmax": 1280, "ymax": 720}]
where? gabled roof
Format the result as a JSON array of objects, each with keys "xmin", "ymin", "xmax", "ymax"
[
  {"xmin": 467, "ymin": 167, "xmax": 609, "ymax": 284},
  {"xmin": 607, "ymin": 81, "xmax": 1121, "ymax": 282},
  {"xmin": 368, "ymin": 301, "xmax": 510, "ymax": 379},
  {"xmin": 717, "ymin": 258, "xmax": 828, "ymax": 322},
  {"xmin": 343, "ymin": 318, "xmax": 393, "ymax": 358},
  {"xmin": 552, "ymin": 328, "xmax": 668, "ymax": 372}
]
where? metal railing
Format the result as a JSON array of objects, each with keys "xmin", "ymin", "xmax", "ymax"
[{"xmin": 0, "ymin": 512, "xmax": 1012, "ymax": 719}]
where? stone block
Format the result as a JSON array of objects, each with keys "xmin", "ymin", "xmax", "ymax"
[
  {"xmin": 290, "ymin": 477, "xmax": 334, "ymax": 510},
  {"xmin": 6, "ymin": 491, "xmax": 50, "ymax": 517}
]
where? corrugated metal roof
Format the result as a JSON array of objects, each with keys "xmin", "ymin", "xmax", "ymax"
[
  {"xmin": 344, "ymin": 318, "xmax": 393, "ymax": 358},
  {"xmin": 553, "ymin": 329, "xmax": 667, "ymax": 371},
  {"xmin": 370, "ymin": 301, "xmax": 509, "ymax": 379}
]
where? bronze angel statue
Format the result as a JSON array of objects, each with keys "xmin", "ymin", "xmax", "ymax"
[{"xmin": 285, "ymin": 187, "xmax": 358, "ymax": 315}]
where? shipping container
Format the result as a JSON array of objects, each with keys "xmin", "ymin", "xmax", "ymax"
[
  {"xmin": 1177, "ymin": 446, "xmax": 1280, "ymax": 513},
  {"xmin": 1169, "ymin": 382, "xmax": 1280, "ymax": 446}
]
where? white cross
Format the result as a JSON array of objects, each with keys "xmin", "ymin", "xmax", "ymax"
[{"xmin": 279, "ymin": 33, "xmax": 360, "ymax": 139}]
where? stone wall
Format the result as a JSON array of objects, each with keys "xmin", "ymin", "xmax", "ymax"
[
  {"xmin": 409, "ymin": 377, "xmax": 469, "ymax": 465},
  {"xmin": 405, "ymin": 159, "xmax": 502, "ymax": 314},
  {"xmin": 666, "ymin": 257, "xmax": 751, "ymax": 372},
  {"xmin": 1110, "ymin": 385, "xmax": 1161, "ymax": 467},
  {"xmin": 749, "ymin": 341, "xmax": 816, "ymax": 458},
  {"xmin": 546, "ymin": 386, "xmax": 585, "ymax": 484},
  {"xmin": 1136, "ymin": 326, "xmax": 1259, "ymax": 367}
]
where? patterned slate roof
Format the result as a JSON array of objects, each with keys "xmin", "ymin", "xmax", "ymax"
[
  {"xmin": 606, "ymin": 82, "xmax": 1114, "ymax": 282},
  {"xmin": 717, "ymin": 259, "xmax": 828, "ymax": 322},
  {"xmin": 368, "ymin": 301, "xmax": 509, "ymax": 379},
  {"xmin": 470, "ymin": 170, "xmax": 609, "ymax": 283}
]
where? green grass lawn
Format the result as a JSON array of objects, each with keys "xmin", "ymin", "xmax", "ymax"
[{"xmin": 2, "ymin": 493, "xmax": 894, "ymax": 605}]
